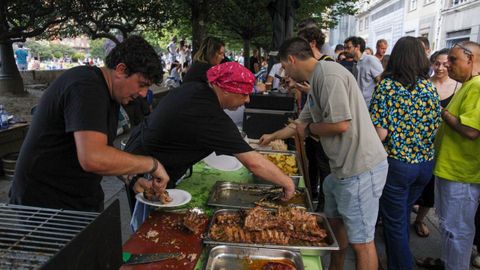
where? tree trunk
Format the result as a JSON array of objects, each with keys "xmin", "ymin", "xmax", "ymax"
[
  {"xmin": 191, "ymin": 0, "xmax": 207, "ymax": 54},
  {"xmin": 0, "ymin": 40, "xmax": 25, "ymax": 95},
  {"xmin": 243, "ymin": 38, "xmax": 251, "ymax": 71}
]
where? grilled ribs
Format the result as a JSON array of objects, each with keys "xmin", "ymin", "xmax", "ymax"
[{"xmin": 209, "ymin": 206, "xmax": 327, "ymax": 246}]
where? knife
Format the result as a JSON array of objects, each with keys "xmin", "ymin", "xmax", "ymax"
[{"xmin": 122, "ymin": 252, "xmax": 181, "ymax": 265}]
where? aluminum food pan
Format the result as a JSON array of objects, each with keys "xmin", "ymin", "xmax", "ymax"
[
  {"xmin": 254, "ymin": 150, "xmax": 303, "ymax": 186},
  {"xmin": 204, "ymin": 209, "xmax": 339, "ymax": 256},
  {"xmin": 207, "ymin": 181, "xmax": 314, "ymax": 212},
  {"xmin": 203, "ymin": 245, "xmax": 304, "ymax": 270}
]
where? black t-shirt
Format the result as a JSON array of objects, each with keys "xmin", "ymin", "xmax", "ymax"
[
  {"xmin": 182, "ymin": 61, "xmax": 213, "ymax": 84},
  {"xmin": 249, "ymin": 56, "xmax": 259, "ymax": 73},
  {"xmin": 9, "ymin": 66, "xmax": 119, "ymax": 212},
  {"xmin": 125, "ymin": 81, "xmax": 252, "ymax": 184}
]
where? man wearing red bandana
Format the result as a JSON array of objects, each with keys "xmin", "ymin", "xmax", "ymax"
[{"xmin": 124, "ymin": 62, "xmax": 296, "ymax": 207}]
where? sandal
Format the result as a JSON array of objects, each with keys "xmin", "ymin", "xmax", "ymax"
[
  {"xmin": 414, "ymin": 220, "xmax": 430, "ymax": 237},
  {"xmin": 416, "ymin": 257, "xmax": 444, "ymax": 270}
]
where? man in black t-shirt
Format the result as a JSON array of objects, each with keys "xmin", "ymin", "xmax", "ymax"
[
  {"xmin": 125, "ymin": 62, "xmax": 296, "ymax": 207},
  {"xmin": 9, "ymin": 36, "xmax": 170, "ymax": 212}
]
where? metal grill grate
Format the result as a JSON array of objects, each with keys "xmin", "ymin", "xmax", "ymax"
[{"xmin": 0, "ymin": 204, "xmax": 98, "ymax": 269}]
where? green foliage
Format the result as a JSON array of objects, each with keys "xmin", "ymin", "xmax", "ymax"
[
  {"xmin": 71, "ymin": 52, "xmax": 85, "ymax": 62},
  {"xmin": 24, "ymin": 40, "xmax": 82, "ymax": 60},
  {"xmin": 25, "ymin": 40, "xmax": 51, "ymax": 60},
  {"xmin": 89, "ymin": 39, "xmax": 107, "ymax": 59},
  {"xmin": 50, "ymin": 43, "xmax": 75, "ymax": 58},
  {"xmin": 296, "ymin": 0, "xmax": 359, "ymax": 29}
]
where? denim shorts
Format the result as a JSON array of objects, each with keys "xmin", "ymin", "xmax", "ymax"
[{"xmin": 323, "ymin": 159, "xmax": 388, "ymax": 243}]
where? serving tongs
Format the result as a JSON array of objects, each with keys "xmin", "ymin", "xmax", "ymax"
[{"xmin": 257, "ymin": 187, "xmax": 302, "ymax": 203}]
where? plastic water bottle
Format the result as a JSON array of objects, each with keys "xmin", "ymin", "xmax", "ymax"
[{"xmin": 0, "ymin": 105, "xmax": 9, "ymax": 129}]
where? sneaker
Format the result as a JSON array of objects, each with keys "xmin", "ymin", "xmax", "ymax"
[{"xmin": 473, "ymin": 255, "xmax": 480, "ymax": 268}]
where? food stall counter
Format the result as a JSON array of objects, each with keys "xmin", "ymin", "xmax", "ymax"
[{"xmin": 123, "ymin": 161, "xmax": 324, "ymax": 270}]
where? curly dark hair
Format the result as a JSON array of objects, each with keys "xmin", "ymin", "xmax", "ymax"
[
  {"xmin": 298, "ymin": 27, "xmax": 326, "ymax": 52},
  {"xmin": 382, "ymin": 36, "xmax": 430, "ymax": 89},
  {"xmin": 344, "ymin": 36, "xmax": 366, "ymax": 53},
  {"xmin": 105, "ymin": 35, "xmax": 163, "ymax": 84}
]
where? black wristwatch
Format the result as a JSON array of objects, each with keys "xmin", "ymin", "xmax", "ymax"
[{"xmin": 304, "ymin": 122, "xmax": 312, "ymax": 137}]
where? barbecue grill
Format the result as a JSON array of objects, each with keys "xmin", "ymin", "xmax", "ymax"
[{"xmin": 0, "ymin": 200, "xmax": 123, "ymax": 269}]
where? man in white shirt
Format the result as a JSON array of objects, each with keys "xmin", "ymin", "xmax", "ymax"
[{"xmin": 167, "ymin": 36, "xmax": 177, "ymax": 63}]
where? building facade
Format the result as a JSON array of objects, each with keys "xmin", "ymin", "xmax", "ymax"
[
  {"xmin": 329, "ymin": 15, "xmax": 357, "ymax": 48},
  {"xmin": 403, "ymin": 0, "xmax": 442, "ymax": 50},
  {"xmin": 330, "ymin": 0, "xmax": 480, "ymax": 53},
  {"xmin": 439, "ymin": 0, "xmax": 480, "ymax": 48}
]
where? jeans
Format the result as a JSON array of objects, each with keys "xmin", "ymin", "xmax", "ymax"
[
  {"xmin": 323, "ymin": 159, "xmax": 388, "ymax": 243},
  {"xmin": 435, "ymin": 177, "xmax": 480, "ymax": 270},
  {"xmin": 380, "ymin": 158, "xmax": 434, "ymax": 270}
]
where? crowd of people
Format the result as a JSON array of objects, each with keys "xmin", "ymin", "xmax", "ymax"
[
  {"xmin": 6, "ymin": 18, "xmax": 479, "ymax": 270},
  {"xmin": 258, "ymin": 23, "xmax": 479, "ymax": 270}
]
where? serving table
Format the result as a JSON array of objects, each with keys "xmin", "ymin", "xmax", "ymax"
[{"xmin": 122, "ymin": 162, "xmax": 324, "ymax": 270}]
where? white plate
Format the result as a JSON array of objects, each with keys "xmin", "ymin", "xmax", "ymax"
[
  {"xmin": 135, "ymin": 189, "xmax": 191, "ymax": 208},
  {"xmin": 203, "ymin": 152, "xmax": 243, "ymax": 171}
]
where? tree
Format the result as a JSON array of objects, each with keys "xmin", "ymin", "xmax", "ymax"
[
  {"xmin": 295, "ymin": 0, "xmax": 359, "ymax": 29},
  {"xmin": 0, "ymin": 0, "xmax": 80, "ymax": 94},
  {"xmin": 25, "ymin": 40, "xmax": 51, "ymax": 60},
  {"xmin": 59, "ymin": 0, "xmax": 170, "ymax": 44},
  {"xmin": 89, "ymin": 38, "xmax": 107, "ymax": 59},
  {"xmin": 210, "ymin": 0, "xmax": 272, "ymax": 69}
]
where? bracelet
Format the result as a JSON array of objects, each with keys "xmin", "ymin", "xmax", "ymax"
[{"xmin": 149, "ymin": 158, "xmax": 158, "ymax": 174}]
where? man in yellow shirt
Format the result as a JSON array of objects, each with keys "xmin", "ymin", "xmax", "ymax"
[{"xmin": 433, "ymin": 41, "xmax": 480, "ymax": 270}]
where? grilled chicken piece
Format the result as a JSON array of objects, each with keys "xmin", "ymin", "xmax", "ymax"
[
  {"xmin": 183, "ymin": 211, "xmax": 207, "ymax": 234},
  {"xmin": 215, "ymin": 213, "xmax": 241, "ymax": 225},
  {"xmin": 159, "ymin": 190, "xmax": 173, "ymax": 204},
  {"xmin": 244, "ymin": 206, "xmax": 276, "ymax": 231},
  {"xmin": 143, "ymin": 188, "xmax": 172, "ymax": 204}
]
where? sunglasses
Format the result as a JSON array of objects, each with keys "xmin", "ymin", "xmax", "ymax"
[{"xmin": 452, "ymin": 43, "xmax": 473, "ymax": 57}]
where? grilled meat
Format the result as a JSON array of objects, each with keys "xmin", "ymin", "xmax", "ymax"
[
  {"xmin": 183, "ymin": 211, "xmax": 208, "ymax": 234},
  {"xmin": 263, "ymin": 262, "xmax": 296, "ymax": 270},
  {"xmin": 243, "ymin": 206, "xmax": 277, "ymax": 231},
  {"xmin": 209, "ymin": 206, "xmax": 327, "ymax": 246},
  {"xmin": 143, "ymin": 189, "xmax": 173, "ymax": 204}
]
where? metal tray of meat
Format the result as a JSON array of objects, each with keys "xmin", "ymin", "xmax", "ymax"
[
  {"xmin": 255, "ymin": 150, "xmax": 303, "ymax": 186},
  {"xmin": 203, "ymin": 245, "xmax": 304, "ymax": 270},
  {"xmin": 207, "ymin": 181, "xmax": 314, "ymax": 211},
  {"xmin": 204, "ymin": 209, "xmax": 339, "ymax": 256}
]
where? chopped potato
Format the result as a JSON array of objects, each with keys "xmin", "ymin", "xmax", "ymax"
[{"xmin": 263, "ymin": 153, "xmax": 298, "ymax": 176}]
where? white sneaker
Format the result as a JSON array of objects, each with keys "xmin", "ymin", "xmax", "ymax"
[{"xmin": 472, "ymin": 255, "xmax": 480, "ymax": 268}]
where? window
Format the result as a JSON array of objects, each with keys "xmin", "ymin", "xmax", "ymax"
[
  {"xmin": 409, "ymin": 0, "xmax": 418, "ymax": 11},
  {"xmin": 446, "ymin": 29, "xmax": 471, "ymax": 48},
  {"xmin": 424, "ymin": 0, "xmax": 435, "ymax": 4},
  {"xmin": 452, "ymin": 0, "xmax": 470, "ymax": 6},
  {"xmin": 365, "ymin": 18, "xmax": 369, "ymax": 30},
  {"xmin": 405, "ymin": 30, "xmax": 415, "ymax": 36},
  {"xmin": 359, "ymin": 19, "xmax": 364, "ymax": 31}
]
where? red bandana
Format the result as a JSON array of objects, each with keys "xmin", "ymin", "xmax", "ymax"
[{"xmin": 206, "ymin": 62, "xmax": 255, "ymax": 95}]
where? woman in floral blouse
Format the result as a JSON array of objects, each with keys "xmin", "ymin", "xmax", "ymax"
[{"xmin": 369, "ymin": 36, "xmax": 441, "ymax": 270}]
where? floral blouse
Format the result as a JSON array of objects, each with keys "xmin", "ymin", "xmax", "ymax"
[{"xmin": 369, "ymin": 77, "xmax": 441, "ymax": 163}]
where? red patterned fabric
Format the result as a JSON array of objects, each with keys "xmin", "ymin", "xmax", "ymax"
[{"xmin": 206, "ymin": 62, "xmax": 255, "ymax": 95}]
